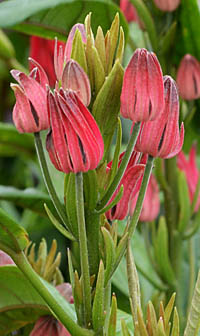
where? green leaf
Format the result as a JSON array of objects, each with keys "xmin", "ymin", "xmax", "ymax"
[
  {"xmin": 108, "ymin": 118, "xmax": 122, "ymax": 188},
  {"xmin": 101, "ymin": 227, "xmax": 116, "ymax": 286},
  {"xmin": 180, "ymin": 0, "xmax": 200, "ymax": 58},
  {"xmin": 92, "ymin": 60, "xmax": 124, "ymax": 159},
  {"xmin": 178, "ymin": 171, "xmax": 191, "ymax": 233},
  {"xmin": 44, "ymin": 204, "xmax": 75, "ymax": 241},
  {"xmin": 0, "ymin": 0, "xmax": 128, "ymax": 42},
  {"xmin": 0, "ymin": 208, "xmax": 29, "ymax": 252},
  {"xmin": 108, "ymin": 294, "xmax": 117, "ymax": 336},
  {"xmin": 0, "ymin": 123, "xmax": 35, "ymax": 158},
  {"xmin": 154, "ymin": 217, "xmax": 176, "ymax": 286},
  {"xmin": 116, "ymin": 310, "xmax": 133, "ymax": 335},
  {"xmin": 0, "ymin": 266, "xmax": 76, "ymax": 336},
  {"xmin": 0, "ymin": 186, "xmax": 55, "ymax": 217},
  {"xmin": 92, "ymin": 260, "xmax": 105, "ymax": 332}
]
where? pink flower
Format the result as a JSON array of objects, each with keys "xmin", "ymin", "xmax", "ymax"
[
  {"xmin": 54, "ymin": 24, "xmax": 86, "ymax": 81},
  {"xmin": 120, "ymin": 0, "xmax": 140, "ymax": 23},
  {"xmin": 134, "ymin": 76, "xmax": 184, "ymax": 158},
  {"xmin": 10, "ymin": 67, "xmax": 49, "ymax": 133},
  {"xmin": 0, "ymin": 250, "xmax": 15, "ymax": 266},
  {"xmin": 106, "ymin": 152, "xmax": 145, "ymax": 221},
  {"xmin": 178, "ymin": 144, "xmax": 200, "ymax": 212},
  {"xmin": 62, "ymin": 59, "xmax": 91, "ymax": 106},
  {"xmin": 30, "ymin": 283, "xmax": 73, "ymax": 336},
  {"xmin": 130, "ymin": 175, "xmax": 160, "ymax": 221},
  {"xmin": 46, "ymin": 89, "xmax": 104, "ymax": 174},
  {"xmin": 177, "ymin": 54, "xmax": 200, "ymax": 100},
  {"xmin": 120, "ymin": 48, "xmax": 164, "ymax": 123},
  {"xmin": 30, "ymin": 36, "xmax": 65, "ymax": 87},
  {"xmin": 153, "ymin": 0, "xmax": 180, "ymax": 12}
]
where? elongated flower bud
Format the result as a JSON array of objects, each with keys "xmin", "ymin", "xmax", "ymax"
[
  {"xmin": 177, "ymin": 54, "xmax": 200, "ymax": 100},
  {"xmin": 120, "ymin": 48, "xmax": 164, "ymax": 123},
  {"xmin": 178, "ymin": 144, "xmax": 200, "ymax": 212},
  {"xmin": 64, "ymin": 23, "xmax": 86, "ymax": 62},
  {"xmin": 106, "ymin": 151, "xmax": 145, "ymax": 221},
  {"xmin": 46, "ymin": 89, "xmax": 104, "ymax": 174},
  {"xmin": 134, "ymin": 76, "xmax": 184, "ymax": 158},
  {"xmin": 153, "ymin": 0, "xmax": 180, "ymax": 12},
  {"xmin": 130, "ymin": 175, "xmax": 160, "ymax": 221},
  {"xmin": 10, "ymin": 69, "xmax": 49, "ymax": 133},
  {"xmin": 62, "ymin": 59, "xmax": 91, "ymax": 106}
]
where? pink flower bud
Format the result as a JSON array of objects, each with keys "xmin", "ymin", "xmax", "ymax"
[
  {"xmin": 64, "ymin": 23, "xmax": 86, "ymax": 62},
  {"xmin": 133, "ymin": 76, "xmax": 184, "ymax": 158},
  {"xmin": 46, "ymin": 89, "xmax": 104, "ymax": 174},
  {"xmin": 30, "ymin": 283, "xmax": 72, "ymax": 336},
  {"xmin": 11, "ymin": 70, "xmax": 49, "ymax": 133},
  {"xmin": 153, "ymin": 0, "xmax": 180, "ymax": 12},
  {"xmin": 30, "ymin": 36, "xmax": 65, "ymax": 87},
  {"xmin": 0, "ymin": 250, "xmax": 15, "ymax": 266},
  {"xmin": 120, "ymin": 48, "xmax": 164, "ymax": 123},
  {"xmin": 176, "ymin": 54, "xmax": 200, "ymax": 100},
  {"xmin": 178, "ymin": 144, "xmax": 200, "ymax": 212},
  {"xmin": 130, "ymin": 175, "xmax": 160, "ymax": 221},
  {"xmin": 120, "ymin": 0, "xmax": 139, "ymax": 23},
  {"xmin": 106, "ymin": 151, "xmax": 145, "ymax": 221},
  {"xmin": 62, "ymin": 60, "xmax": 91, "ymax": 106}
]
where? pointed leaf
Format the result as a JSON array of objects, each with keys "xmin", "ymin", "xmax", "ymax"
[
  {"xmin": 121, "ymin": 319, "xmax": 131, "ymax": 336},
  {"xmin": 154, "ymin": 217, "xmax": 176, "ymax": 286},
  {"xmin": 101, "ymin": 227, "xmax": 116, "ymax": 286},
  {"xmin": 92, "ymin": 260, "xmax": 105, "ymax": 332},
  {"xmin": 44, "ymin": 204, "xmax": 75, "ymax": 241},
  {"xmin": 171, "ymin": 307, "xmax": 179, "ymax": 336},
  {"xmin": 108, "ymin": 294, "xmax": 117, "ymax": 336}
]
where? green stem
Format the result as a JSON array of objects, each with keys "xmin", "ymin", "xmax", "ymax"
[
  {"xmin": 34, "ymin": 132, "xmax": 70, "ymax": 231},
  {"xmin": 75, "ymin": 172, "xmax": 92, "ymax": 327},
  {"xmin": 128, "ymin": 155, "xmax": 154, "ymax": 238},
  {"xmin": 4, "ymin": 249, "xmax": 94, "ymax": 336},
  {"xmin": 86, "ymin": 210, "xmax": 100, "ymax": 275},
  {"xmin": 96, "ymin": 122, "xmax": 141, "ymax": 211}
]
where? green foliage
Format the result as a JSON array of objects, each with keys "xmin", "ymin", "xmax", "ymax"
[{"xmin": 0, "ymin": 0, "xmax": 128, "ymax": 41}]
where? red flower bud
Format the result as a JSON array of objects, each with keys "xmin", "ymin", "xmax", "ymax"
[
  {"xmin": 153, "ymin": 0, "xmax": 180, "ymax": 12},
  {"xmin": 106, "ymin": 151, "xmax": 145, "ymax": 221},
  {"xmin": 64, "ymin": 23, "xmax": 86, "ymax": 62},
  {"xmin": 30, "ymin": 36, "xmax": 65, "ymax": 87},
  {"xmin": 46, "ymin": 89, "xmax": 104, "ymax": 174},
  {"xmin": 120, "ymin": 0, "xmax": 139, "ymax": 23},
  {"xmin": 120, "ymin": 48, "xmax": 164, "ymax": 123},
  {"xmin": 62, "ymin": 60, "xmax": 91, "ymax": 106},
  {"xmin": 130, "ymin": 175, "xmax": 160, "ymax": 221},
  {"xmin": 134, "ymin": 76, "xmax": 184, "ymax": 158},
  {"xmin": 11, "ymin": 69, "xmax": 49, "ymax": 133},
  {"xmin": 178, "ymin": 144, "xmax": 200, "ymax": 212},
  {"xmin": 176, "ymin": 54, "xmax": 200, "ymax": 100}
]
